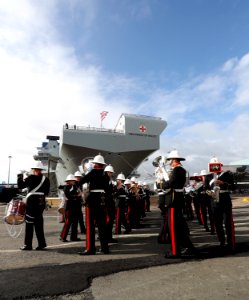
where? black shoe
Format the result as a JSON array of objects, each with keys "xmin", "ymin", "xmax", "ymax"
[
  {"xmin": 219, "ymin": 242, "xmax": 225, "ymax": 249},
  {"xmin": 226, "ymin": 246, "xmax": 236, "ymax": 254},
  {"xmin": 36, "ymin": 245, "xmax": 47, "ymax": 250},
  {"xmin": 20, "ymin": 246, "xmax": 32, "ymax": 251},
  {"xmin": 78, "ymin": 250, "xmax": 96, "ymax": 255},
  {"xmin": 108, "ymin": 238, "xmax": 118, "ymax": 243},
  {"xmin": 70, "ymin": 238, "xmax": 82, "ymax": 242},
  {"xmin": 181, "ymin": 247, "xmax": 197, "ymax": 256},
  {"xmin": 60, "ymin": 238, "xmax": 68, "ymax": 242},
  {"xmin": 99, "ymin": 248, "xmax": 110, "ymax": 254}
]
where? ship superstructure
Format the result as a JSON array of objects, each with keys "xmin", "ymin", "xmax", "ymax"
[{"xmin": 35, "ymin": 113, "xmax": 167, "ymax": 191}]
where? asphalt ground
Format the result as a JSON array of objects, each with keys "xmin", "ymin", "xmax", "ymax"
[{"xmin": 0, "ymin": 196, "xmax": 249, "ymax": 300}]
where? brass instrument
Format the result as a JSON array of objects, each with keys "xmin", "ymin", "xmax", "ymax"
[{"xmin": 206, "ymin": 185, "xmax": 220, "ymax": 202}]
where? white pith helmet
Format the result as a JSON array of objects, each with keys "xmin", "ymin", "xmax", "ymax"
[
  {"xmin": 117, "ymin": 173, "xmax": 125, "ymax": 181},
  {"xmin": 200, "ymin": 170, "xmax": 208, "ymax": 176},
  {"xmin": 104, "ymin": 164, "xmax": 114, "ymax": 173},
  {"xmin": 130, "ymin": 176, "xmax": 137, "ymax": 183},
  {"xmin": 74, "ymin": 171, "xmax": 82, "ymax": 177},
  {"xmin": 143, "ymin": 182, "xmax": 148, "ymax": 186},
  {"xmin": 65, "ymin": 174, "xmax": 76, "ymax": 182},
  {"xmin": 210, "ymin": 156, "xmax": 219, "ymax": 163},
  {"xmin": 137, "ymin": 181, "xmax": 143, "ymax": 186},
  {"xmin": 124, "ymin": 179, "xmax": 131, "ymax": 185},
  {"xmin": 166, "ymin": 150, "xmax": 185, "ymax": 161},
  {"xmin": 193, "ymin": 172, "xmax": 199, "ymax": 176},
  {"xmin": 92, "ymin": 153, "xmax": 106, "ymax": 165},
  {"xmin": 31, "ymin": 161, "xmax": 45, "ymax": 170}
]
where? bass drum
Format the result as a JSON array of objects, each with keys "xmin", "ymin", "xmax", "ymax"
[{"xmin": 4, "ymin": 198, "xmax": 26, "ymax": 225}]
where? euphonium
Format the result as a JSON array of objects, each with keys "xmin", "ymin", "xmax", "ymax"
[{"xmin": 206, "ymin": 185, "xmax": 220, "ymax": 202}]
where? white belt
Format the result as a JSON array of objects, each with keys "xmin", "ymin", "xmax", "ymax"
[
  {"xmin": 220, "ymin": 190, "xmax": 229, "ymax": 193},
  {"xmin": 25, "ymin": 192, "xmax": 44, "ymax": 204},
  {"xmin": 158, "ymin": 188, "xmax": 183, "ymax": 194},
  {"xmin": 158, "ymin": 188, "xmax": 171, "ymax": 194},
  {"xmin": 90, "ymin": 189, "xmax": 105, "ymax": 193},
  {"xmin": 118, "ymin": 195, "xmax": 127, "ymax": 198}
]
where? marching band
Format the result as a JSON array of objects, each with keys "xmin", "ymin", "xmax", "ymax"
[{"xmin": 4, "ymin": 150, "xmax": 236, "ymax": 257}]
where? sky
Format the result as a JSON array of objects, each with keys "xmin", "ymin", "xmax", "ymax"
[{"xmin": 1, "ymin": 0, "xmax": 249, "ymax": 184}]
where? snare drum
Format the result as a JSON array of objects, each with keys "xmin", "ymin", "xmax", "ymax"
[{"xmin": 4, "ymin": 198, "xmax": 26, "ymax": 225}]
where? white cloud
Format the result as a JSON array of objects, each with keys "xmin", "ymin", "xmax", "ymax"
[{"xmin": 1, "ymin": 0, "xmax": 249, "ymax": 185}]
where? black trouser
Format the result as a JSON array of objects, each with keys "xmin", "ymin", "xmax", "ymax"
[
  {"xmin": 184, "ymin": 194, "xmax": 194, "ymax": 220},
  {"xmin": 115, "ymin": 205, "xmax": 130, "ymax": 234},
  {"xmin": 60, "ymin": 207, "xmax": 79, "ymax": 241},
  {"xmin": 158, "ymin": 207, "xmax": 168, "ymax": 243},
  {"xmin": 168, "ymin": 207, "xmax": 193, "ymax": 256},
  {"xmin": 85, "ymin": 193, "xmax": 108, "ymax": 253},
  {"xmin": 193, "ymin": 195, "xmax": 202, "ymax": 224},
  {"xmin": 106, "ymin": 202, "xmax": 115, "ymax": 240},
  {"xmin": 25, "ymin": 208, "xmax": 46, "ymax": 248},
  {"xmin": 145, "ymin": 196, "xmax": 151, "ymax": 212},
  {"xmin": 78, "ymin": 204, "xmax": 86, "ymax": 233},
  {"xmin": 213, "ymin": 204, "xmax": 235, "ymax": 249},
  {"xmin": 200, "ymin": 195, "xmax": 215, "ymax": 232}
]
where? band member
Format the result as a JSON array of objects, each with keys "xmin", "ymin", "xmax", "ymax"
[
  {"xmin": 124, "ymin": 179, "xmax": 133, "ymax": 226},
  {"xmin": 183, "ymin": 184, "xmax": 194, "ymax": 221},
  {"xmin": 143, "ymin": 182, "xmax": 151, "ymax": 213},
  {"xmin": 78, "ymin": 154, "xmax": 110, "ymax": 255},
  {"xmin": 114, "ymin": 173, "xmax": 131, "ymax": 234},
  {"xmin": 153, "ymin": 155, "xmax": 170, "ymax": 244},
  {"xmin": 157, "ymin": 189, "xmax": 169, "ymax": 244},
  {"xmin": 199, "ymin": 169, "xmax": 215, "ymax": 234},
  {"xmin": 129, "ymin": 177, "xmax": 142, "ymax": 228},
  {"xmin": 17, "ymin": 161, "xmax": 50, "ymax": 250},
  {"xmin": 57, "ymin": 184, "xmax": 67, "ymax": 223},
  {"xmin": 60, "ymin": 174, "xmax": 82, "ymax": 242},
  {"xmin": 190, "ymin": 173, "xmax": 204, "ymax": 225},
  {"xmin": 163, "ymin": 150, "xmax": 196, "ymax": 258},
  {"xmin": 209, "ymin": 157, "xmax": 236, "ymax": 252},
  {"xmin": 74, "ymin": 171, "xmax": 86, "ymax": 234},
  {"xmin": 137, "ymin": 181, "xmax": 146, "ymax": 219},
  {"xmin": 104, "ymin": 164, "xmax": 118, "ymax": 243}
]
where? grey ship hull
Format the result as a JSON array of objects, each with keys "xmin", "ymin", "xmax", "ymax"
[{"xmin": 56, "ymin": 114, "xmax": 167, "ymax": 185}]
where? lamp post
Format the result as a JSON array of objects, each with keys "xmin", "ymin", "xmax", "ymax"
[{"xmin": 8, "ymin": 156, "xmax": 12, "ymax": 187}]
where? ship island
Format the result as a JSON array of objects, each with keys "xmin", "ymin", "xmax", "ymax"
[{"xmin": 34, "ymin": 113, "xmax": 167, "ymax": 194}]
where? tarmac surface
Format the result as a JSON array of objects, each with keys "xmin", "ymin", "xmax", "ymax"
[{"xmin": 0, "ymin": 196, "xmax": 249, "ymax": 300}]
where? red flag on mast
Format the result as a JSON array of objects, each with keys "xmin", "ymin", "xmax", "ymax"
[{"xmin": 100, "ymin": 111, "xmax": 108, "ymax": 121}]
